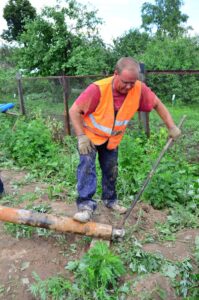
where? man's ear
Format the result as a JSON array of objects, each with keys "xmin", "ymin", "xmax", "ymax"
[{"xmin": 114, "ymin": 70, "xmax": 118, "ymax": 75}]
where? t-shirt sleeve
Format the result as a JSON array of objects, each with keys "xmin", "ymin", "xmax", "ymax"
[
  {"xmin": 75, "ymin": 83, "xmax": 100, "ymax": 115},
  {"xmin": 138, "ymin": 82, "xmax": 156, "ymax": 112}
]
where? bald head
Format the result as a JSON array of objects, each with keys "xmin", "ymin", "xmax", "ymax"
[
  {"xmin": 115, "ymin": 57, "xmax": 140, "ymax": 75},
  {"xmin": 113, "ymin": 57, "xmax": 140, "ymax": 94}
]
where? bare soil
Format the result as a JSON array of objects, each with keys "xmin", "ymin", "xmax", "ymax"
[{"xmin": 0, "ymin": 169, "xmax": 198, "ymax": 299}]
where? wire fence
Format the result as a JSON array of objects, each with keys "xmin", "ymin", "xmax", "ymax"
[{"xmin": 1, "ymin": 70, "xmax": 199, "ymax": 137}]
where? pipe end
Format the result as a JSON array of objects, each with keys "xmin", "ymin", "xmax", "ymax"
[{"xmin": 111, "ymin": 228, "xmax": 125, "ymax": 241}]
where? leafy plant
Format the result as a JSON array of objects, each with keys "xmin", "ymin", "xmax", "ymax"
[
  {"xmin": 166, "ymin": 204, "xmax": 199, "ymax": 229},
  {"xmin": 25, "ymin": 203, "xmax": 52, "ymax": 213},
  {"xmin": 30, "ymin": 272, "xmax": 72, "ymax": 300},
  {"xmin": 156, "ymin": 203, "xmax": 199, "ymax": 241},
  {"xmin": 163, "ymin": 259, "xmax": 197, "ymax": 298},
  {"xmin": 187, "ymin": 179, "xmax": 199, "ymax": 201},
  {"xmin": 0, "ymin": 114, "xmax": 78, "ymax": 188},
  {"xmin": 47, "ymin": 183, "xmax": 68, "ymax": 200},
  {"xmin": 143, "ymin": 159, "xmax": 196, "ymax": 209},
  {"xmin": 116, "ymin": 236, "xmax": 163, "ymax": 274},
  {"xmin": 3, "ymin": 116, "xmax": 59, "ymax": 166},
  {"xmin": 30, "ymin": 242, "xmax": 125, "ymax": 300},
  {"xmin": 4, "ymin": 223, "xmax": 35, "ymax": 238},
  {"xmin": 117, "ymin": 126, "xmax": 197, "ymax": 209},
  {"xmin": 115, "ymin": 233, "xmax": 198, "ymax": 298},
  {"xmin": 66, "ymin": 241, "xmax": 125, "ymax": 299},
  {"xmin": 0, "ymin": 284, "xmax": 5, "ymax": 294}
]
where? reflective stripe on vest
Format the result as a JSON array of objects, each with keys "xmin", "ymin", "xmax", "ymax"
[
  {"xmin": 115, "ymin": 120, "xmax": 129, "ymax": 126},
  {"xmin": 88, "ymin": 114, "xmax": 112, "ymax": 135},
  {"xmin": 87, "ymin": 114, "xmax": 129, "ymax": 135}
]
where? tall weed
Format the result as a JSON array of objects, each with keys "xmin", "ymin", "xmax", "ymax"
[{"xmin": 30, "ymin": 241, "xmax": 125, "ymax": 300}]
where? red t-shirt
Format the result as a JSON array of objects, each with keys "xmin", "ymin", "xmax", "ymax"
[{"xmin": 75, "ymin": 82, "xmax": 156, "ymax": 115}]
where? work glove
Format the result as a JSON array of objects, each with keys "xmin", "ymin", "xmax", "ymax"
[
  {"xmin": 77, "ymin": 135, "xmax": 95, "ymax": 155},
  {"xmin": 168, "ymin": 126, "xmax": 181, "ymax": 140}
]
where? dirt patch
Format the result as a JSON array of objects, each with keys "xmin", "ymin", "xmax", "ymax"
[
  {"xmin": 131, "ymin": 273, "xmax": 178, "ymax": 300},
  {"xmin": 0, "ymin": 223, "xmax": 87, "ymax": 299},
  {"xmin": 1, "ymin": 169, "xmax": 48, "ymax": 196},
  {"xmin": 0, "ymin": 169, "xmax": 198, "ymax": 299},
  {"xmin": 143, "ymin": 229, "xmax": 198, "ymax": 261},
  {"xmin": 134, "ymin": 203, "xmax": 168, "ymax": 229}
]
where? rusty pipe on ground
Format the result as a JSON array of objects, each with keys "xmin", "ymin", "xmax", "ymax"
[{"xmin": 0, "ymin": 205, "xmax": 124, "ymax": 240}]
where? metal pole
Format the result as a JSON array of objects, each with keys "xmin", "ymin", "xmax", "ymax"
[
  {"xmin": 138, "ymin": 63, "xmax": 150, "ymax": 138},
  {"xmin": 0, "ymin": 205, "xmax": 124, "ymax": 240},
  {"xmin": 0, "ymin": 205, "xmax": 113, "ymax": 239},
  {"xmin": 62, "ymin": 76, "xmax": 71, "ymax": 135},
  {"xmin": 16, "ymin": 72, "xmax": 26, "ymax": 115}
]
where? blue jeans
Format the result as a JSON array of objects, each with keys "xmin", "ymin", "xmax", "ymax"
[
  {"xmin": 76, "ymin": 142, "xmax": 118, "ymax": 211},
  {"xmin": 0, "ymin": 178, "xmax": 4, "ymax": 194}
]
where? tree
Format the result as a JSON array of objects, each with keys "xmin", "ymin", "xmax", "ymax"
[
  {"xmin": 66, "ymin": 37, "xmax": 110, "ymax": 75},
  {"xmin": 2, "ymin": 0, "xmax": 37, "ymax": 42},
  {"xmin": 141, "ymin": 0, "xmax": 190, "ymax": 38},
  {"xmin": 112, "ymin": 28, "xmax": 151, "ymax": 60},
  {"xmin": 139, "ymin": 36, "xmax": 199, "ymax": 104},
  {"xmin": 140, "ymin": 36, "xmax": 199, "ymax": 69},
  {"xmin": 16, "ymin": 0, "xmax": 103, "ymax": 75}
]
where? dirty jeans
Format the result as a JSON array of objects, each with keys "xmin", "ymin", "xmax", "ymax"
[
  {"xmin": 0, "ymin": 178, "xmax": 4, "ymax": 194},
  {"xmin": 76, "ymin": 142, "xmax": 118, "ymax": 211}
]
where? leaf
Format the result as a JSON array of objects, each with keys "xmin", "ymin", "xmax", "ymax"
[
  {"xmin": 119, "ymin": 282, "xmax": 130, "ymax": 294},
  {"xmin": 21, "ymin": 261, "xmax": 30, "ymax": 271},
  {"xmin": 0, "ymin": 285, "xmax": 5, "ymax": 294},
  {"xmin": 162, "ymin": 264, "xmax": 179, "ymax": 279},
  {"xmin": 139, "ymin": 265, "xmax": 147, "ymax": 273},
  {"xmin": 65, "ymin": 260, "xmax": 78, "ymax": 271}
]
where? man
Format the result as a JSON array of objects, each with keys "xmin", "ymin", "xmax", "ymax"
[{"xmin": 69, "ymin": 57, "xmax": 181, "ymax": 223}]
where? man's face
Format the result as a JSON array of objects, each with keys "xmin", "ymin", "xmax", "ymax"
[{"xmin": 113, "ymin": 69, "xmax": 138, "ymax": 94}]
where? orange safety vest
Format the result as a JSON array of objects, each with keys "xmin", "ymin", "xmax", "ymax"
[{"xmin": 83, "ymin": 76, "xmax": 141, "ymax": 150}]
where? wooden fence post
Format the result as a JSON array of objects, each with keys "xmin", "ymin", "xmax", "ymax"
[
  {"xmin": 16, "ymin": 72, "xmax": 26, "ymax": 115},
  {"xmin": 62, "ymin": 76, "xmax": 71, "ymax": 135},
  {"xmin": 138, "ymin": 63, "xmax": 150, "ymax": 138}
]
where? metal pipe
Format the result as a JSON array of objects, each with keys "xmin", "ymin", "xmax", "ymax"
[
  {"xmin": 0, "ymin": 205, "xmax": 124, "ymax": 240},
  {"xmin": 118, "ymin": 115, "xmax": 187, "ymax": 228}
]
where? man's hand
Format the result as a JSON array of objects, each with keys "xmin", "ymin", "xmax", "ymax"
[
  {"xmin": 168, "ymin": 126, "xmax": 181, "ymax": 139},
  {"xmin": 78, "ymin": 135, "xmax": 95, "ymax": 155}
]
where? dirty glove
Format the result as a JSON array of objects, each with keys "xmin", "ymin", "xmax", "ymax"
[
  {"xmin": 78, "ymin": 135, "xmax": 95, "ymax": 155},
  {"xmin": 168, "ymin": 126, "xmax": 181, "ymax": 140}
]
